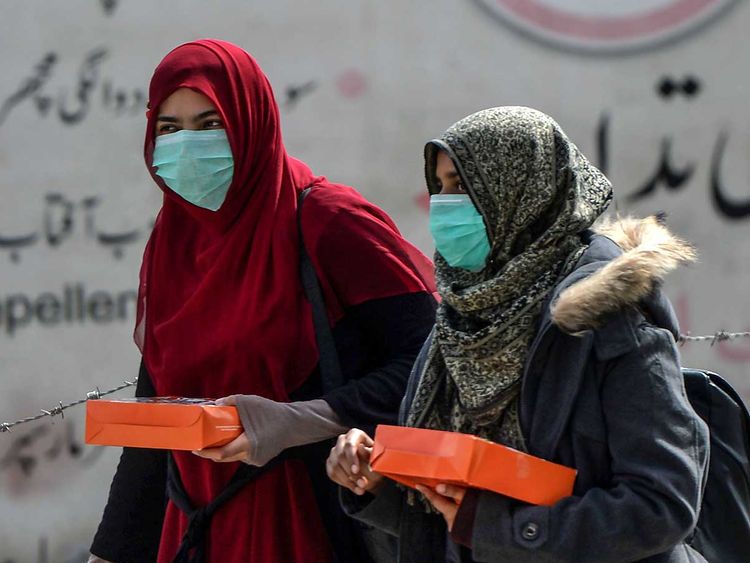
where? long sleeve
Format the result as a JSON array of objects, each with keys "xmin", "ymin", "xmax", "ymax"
[
  {"xmin": 90, "ymin": 361, "xmax": 167, "ymax": 563},
  {"xmin": 323, "ymin": 291, "xmax": 436, "ymax": 430},
  {"xmin": 339, "ymin": 479, "xmax": 405, "ymax": 537},
  {"xmin": 467, "ymin": 326, "xmax": 709, "ymax": 563},
  {"xmin": 235, "ymin": 396, "xmax": 347, "ymax": 466},
  {"xmin": 231, "ymin": 290, "xmax": 435, "ymax": 466},
  {"xmin": 300, "ymin": 195, "xmax": 437, "ymax": 431}
]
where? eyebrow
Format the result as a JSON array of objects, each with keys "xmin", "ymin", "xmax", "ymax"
[
  {"xmin": 156, "ymin": 109, "xmax": 220, "ymax": 123},
  {"xmin": 193, "ymin": 109, "xmax": 219, "ymax": 122}
]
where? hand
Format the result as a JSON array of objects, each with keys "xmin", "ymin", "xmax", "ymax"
[
  {"xmin": 326, "ymin": 428, "xmax": 384, "ymax": 495},
  {"xmin": 214, "ymin": 395, "xmax": 237, "ymax": 406},
  {"xmin": 416, "ymin": 483, "xmax": 467, "ymax": 531},
  {"xmin": 193, "ymin": 432, "xmax": 252, "ymax": 464},
  {"xmin": 87, "ymin": 555, "xmax": 114, "ymax": 563},
  {"xmin": 192, "ymin": 395, "xmax": 251, "ymax": 463}
]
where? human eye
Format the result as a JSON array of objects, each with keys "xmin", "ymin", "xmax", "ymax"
[
  {"xmin": 202, "ymin": 119, "xmax": 224, "ymax": 130},
  {"xmin": 156, "ymin": 123, "xmax": 179, "ymax": 135}
]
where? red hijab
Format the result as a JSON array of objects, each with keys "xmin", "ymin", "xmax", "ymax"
[{"xmin": 137, "ymin": 39, "xmax": 433, "ymax": 562}]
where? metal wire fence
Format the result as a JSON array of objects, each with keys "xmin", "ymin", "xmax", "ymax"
[{"xmin": 2, "ymin": 330, "xmax": 750, "ymax": 433}]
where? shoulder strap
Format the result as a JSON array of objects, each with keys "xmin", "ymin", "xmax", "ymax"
[
  {"xmin": 703, "ymin": 369, "xmax": 750, "ymax": 431},
  {"xmin": 297, "ymin": 187, "xmax": 345, "ymax": 393},
  {"xmin": 683, "ymin": 367, "xmax": 750, "ymax": 446}
]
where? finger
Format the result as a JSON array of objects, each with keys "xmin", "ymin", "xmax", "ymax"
[
  {"xmin": 193, "ymin": 448, "xmax": 247, "ymax": 463},
  {"xmin": 356, "ymin": 445, "xmax": 379, "ymax": 480},
  {"xmin": 193, "ymin": 434, "xmax": 249, "ymax": 462},
  {"xmin": 435, "ymin": 484, "xmax": 466, "ymax": 503},
  {"xmin": 327, "ymin": 445, "xmax": 355, "ymax": 484},
  {"xmin": 332, "ymin": 433, "xmax": 349, "ymax": 458},
  {"xmin": 334, "ymin": 431, "xmax": 375, "ymax": 483},
  {"xmin": 343, "ymin": 429, "xmax": 374, "ymax": 474},
  {"xmin": 354, "ymin": 474, "xmax": 372, "ymax": 489},
  {"xmin": 336, "ymin": 455, "xmax": 360, "ymax": 483},
  {"xmin": 358, "ymin": 432, "xmax": 375, "ymax": 448},
  {"xmin": 344, "ymin": 439, "xmax": 361, "ymax": 474},
  {"xmin": 193, "ymin": 447, "xmax": 221, "ymax": 460},
  {"xmin": 217, "ymin": 452, "xmax": 249, "ymax": 463},
  {"xmin": 214, "ymin": 395, "xmax": 237, "ymax": 406},
  {"xmin": 355, "ymin": 443, "xmax": 373, "ymax": 472},
  {"xmin": 330, "ymin": 436, "xmax": 359, "ymax": 483},
  {"xmin": 415, "ymin": 485, "xmax": 437, "ymax": 506},
  {"xmin": 416, "ymin": 485, "xmax": 455, "ymax": 514},
  {"xmin": 224, "ymin": 435, "xmax": 252, "ymax": 461},
  {"xmin": 326, "ymin": 456, "xmax": 344, "ymax": 484},
  {"xmin": 326, "ymin": 456, "xmax": 363, "ymax": 494},
  {"xmin": 355, "ymin": 432, "xmax": 375, "ymax": 471}
]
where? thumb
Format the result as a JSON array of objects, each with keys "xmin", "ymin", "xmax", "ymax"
[{"xmin": 215, "ymin": 395, "xmax": 237, "ymax": 406}]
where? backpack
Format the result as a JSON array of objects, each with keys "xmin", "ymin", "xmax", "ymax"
[{"xmin": 682, "ymin": 368, "xmax": 750, "ymax": 563}]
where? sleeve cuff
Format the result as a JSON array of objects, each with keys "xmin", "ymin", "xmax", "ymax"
[
  {"xmin": 450, "ymin": 488, "xmax": 480, "ymax": 548},
  {"xmin": 339, "ymin": 479, "xmax": 404, "ymax": 537},
  {"xmin": 236, "ymin": 396, "xmax": 347, "ymax": 465}
]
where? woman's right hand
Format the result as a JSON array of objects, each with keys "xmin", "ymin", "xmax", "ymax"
[
  {"xmin": 327, "ymin": 428, "xmax": 384, "ymax": 495},
  {"xmin": 87, "ymin": 555, "xmax": 113, "ymax": 563}
]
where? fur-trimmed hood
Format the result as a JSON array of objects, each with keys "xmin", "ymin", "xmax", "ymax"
[{"xmin": 551, "ymin": 216, "xmax": 696, "ymax": 334}]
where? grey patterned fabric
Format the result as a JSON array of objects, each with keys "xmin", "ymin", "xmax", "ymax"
[{"xmin": 406, "ymin": 107, "xmax": 612, "ymax": 450}]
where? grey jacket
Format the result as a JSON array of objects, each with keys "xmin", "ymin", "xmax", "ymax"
[{"xmin": 342, "ymin": 221, "xmax": 710, "ymax": 563}]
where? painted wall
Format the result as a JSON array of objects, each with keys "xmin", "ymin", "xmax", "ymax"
[{"xmin": 1, "ymin": 1, "xmax": 748, "ymax": 560}]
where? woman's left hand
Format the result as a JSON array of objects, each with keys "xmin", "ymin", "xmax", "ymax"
[
  {"xmin": 192, "ymin": 432, "xmax": 252, "ymax": 463},
  {"xmin": 192, "ymin": 395, "xmax": 252, "ymax": 463},
  {"xmin": 416, "ymin": 483, "xmax": 467, "ymax": 531}
]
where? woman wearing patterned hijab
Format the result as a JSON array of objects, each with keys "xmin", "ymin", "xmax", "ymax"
[{"xmin": 328, "ymin": 107, "xmax": 710, "ymax": 562}]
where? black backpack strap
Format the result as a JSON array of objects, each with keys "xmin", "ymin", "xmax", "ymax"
[
  {"xmin": 704, "ymin": 370, "xmax": 750, "ymax": 439},
  {"xmin": 297, "ymin": 187, "xmax": 344, "ymax": 393},
  {"xmin": 684, "ymin": 368, "xmax": 750, "ymax": 449}
]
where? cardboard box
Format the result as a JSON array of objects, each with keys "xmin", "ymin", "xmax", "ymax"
[
  {"xmin": 85, "ymin": 397, "xmax": 242, "ymax": 451},
  {"xmin": 370, "ymin": 425, "xmax": 577, "ymax": 506}
]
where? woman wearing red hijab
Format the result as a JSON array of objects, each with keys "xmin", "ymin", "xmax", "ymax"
[{"xmin": 89, "ymin": 39, "xmax": 436, "ymax": 563}]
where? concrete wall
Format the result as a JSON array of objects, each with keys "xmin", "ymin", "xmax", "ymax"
[{"xmin": 1, "ymin": 1, "xmax": 749, "ymax": 559}]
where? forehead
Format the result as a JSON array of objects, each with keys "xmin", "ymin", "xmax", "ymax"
[
  {"xmin": 436, "ymin": 150, "xmax": 456, "ymax": 172},
  {"xmin": 158, "ymin": 87, "xmax": 215, "ymax": 115}
]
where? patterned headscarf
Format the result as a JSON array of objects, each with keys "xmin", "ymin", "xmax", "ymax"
[{"xmin": 406, "ymin": 107, "xmax": 612, "ymax": 449}]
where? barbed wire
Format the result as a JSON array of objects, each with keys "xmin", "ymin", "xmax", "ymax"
[
  {"xmin": 678, "ymin": 330, "xmax": 750, "ymax": 346},
  {"xmin": 1, "ymin": 329, "xmax": 750, "ymax": 434},
  {"xmin": 0, "ymin": 378, "xmax": 137, "ymax": 433}
]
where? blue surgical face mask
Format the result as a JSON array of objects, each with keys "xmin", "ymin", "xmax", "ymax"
[
  {"xmin": 429, "ymin": 194, "xmax": 491, "ymax": 272},
  {"xmin": 152, "ymin": 129, "xmax": 234, "ymax": 211}
]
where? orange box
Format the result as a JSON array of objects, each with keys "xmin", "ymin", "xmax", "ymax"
[
  {"xmin": 85, "ymin": 397, "xmax": 242, "ymax": 451},
  {"xmin": 370, "ymin": 425, "xmax": 577, "ymax": 506}
]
